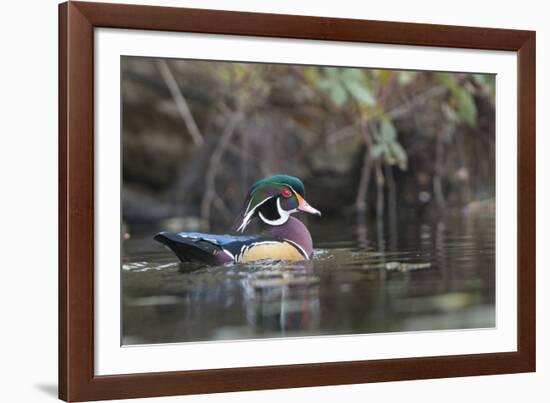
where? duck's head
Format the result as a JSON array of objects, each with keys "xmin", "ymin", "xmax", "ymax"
[{"xmin": 236, "ymin": 174, "xmax": 321, "ymax": 232}]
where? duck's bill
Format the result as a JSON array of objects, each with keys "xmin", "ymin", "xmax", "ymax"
[{"xmin": 297, "ymin": 194, "xmax": 321, "ymax": 216}]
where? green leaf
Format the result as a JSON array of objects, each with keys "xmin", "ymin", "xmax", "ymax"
[
  {"xmin": 473, "ymin": 73, "xmax": 496, "ymax": 104},
  {"xmin": 435, "ymin": 72, "xmax": 458, "ymax": 91},
  {"xmin": 369, "ymin": 144, "xmax": 385, "ymax": 159},
  {"xmin": 341, "ymin": 68, "xmax": 363, "ymax": 81},
  {"xmin": 323, "ymin": 67, "xmax": 340, "ymax": 78},
  {"xmin": 345, "ymin": 80, "xmax": 376, "ymax": 106},
  {"xmin": 317, "ymin": 78, "xmax": 334, "ymax": 90},
  {"xmin": 455, "ymin": 88, "xmax": 477, "ymax": 126},
  {"xmin": 380, "ymin": 120, "xmax": 397, "ymax": 141},
  {"xmin": 437, "ymin": 73, "xmax": 479, "ymax": 126},
  {"xmin": 472, "ymin": 74, "xmax": 486, "ymax": 85},
  {"xmin": 389, "ymin": 141, "xmax": 408, "ymax": 170},
  {"xmin": 383, "ymin": 144, "xmax": 392, "ymax": 161},
  {"xmin": 330, "ymin": 84, "xmax": 348, "ymax": 106}
]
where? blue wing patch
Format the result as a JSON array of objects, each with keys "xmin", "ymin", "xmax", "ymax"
[{"xmin": 177, "ymin": 232, "xmax": 260, "ymax": 247}]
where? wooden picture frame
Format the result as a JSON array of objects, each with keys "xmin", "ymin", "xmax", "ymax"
[{"xmin": 59, "ymin": 1, "xmax": 536, "ymax": 401}]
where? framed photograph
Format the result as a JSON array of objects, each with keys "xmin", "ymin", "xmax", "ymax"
[{"xmin": 59, "ymin": 1, "xmax": 535, "ymax": 401}]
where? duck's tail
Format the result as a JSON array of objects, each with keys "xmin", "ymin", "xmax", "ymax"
[{"xmin": 154, "ymin": 232, "xmax": 226, "ymax": 265}]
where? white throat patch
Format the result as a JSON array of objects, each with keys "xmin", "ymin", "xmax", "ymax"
[{"xmin": 258, "ymin": 197, "xmax": 294, "ymax": 226}]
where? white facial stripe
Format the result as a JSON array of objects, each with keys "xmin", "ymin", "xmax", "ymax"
[
  {"xmin": 236, "ymin": 196, "xmax": 272, "ymax": 232},
  {"xmin": 242, "ymin": 198, "xmax": 252, "ymax": 218},
  {"xmin": 258, "ymin": 197, "xmax": 292, "ymax": 226}
]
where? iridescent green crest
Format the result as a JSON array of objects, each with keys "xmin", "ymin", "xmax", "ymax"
[{"xmin": 236, "ymin": 175, "xmax": 305, "ymax": 232}]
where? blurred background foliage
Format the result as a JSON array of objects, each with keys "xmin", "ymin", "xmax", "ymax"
[{"xmin": 122, "ymin": 57, "xmax": 495, "ymax": 234}]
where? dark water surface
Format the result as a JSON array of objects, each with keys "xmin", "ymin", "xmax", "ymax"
[{"xmin": 122, "ymin": 213, "xmax": 495, "ymax": 345}]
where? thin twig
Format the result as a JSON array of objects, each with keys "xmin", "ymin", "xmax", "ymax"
[
  {"xmin": 157, "ymin": 59, "xmax": 204, "ymax": 146},
  {"xmin": 434, "ymin": 121, "xmax": 452, "ymax": 209},
  {"xmin": 328, "ymin": 85, "xmax": 447, "ymax": 146},
  {"xmin": 375, "ymin": 161, "xmax": 385, "ymax": 221},
  {"xmin": 326, "ymin": 125, "xmax": 357, "ymax": 145},
  {"xmin": 355, "ymin": 122, "xmax": 374, "ymax": 212},
  {"xmin": 386, "ymin": 85, "xmax": 447, "ymax": 120},
  {"xmin": 213, "ymin": 194, "xmax": 233, "ymax": 218},
  {"xmin": 200, "ymin": 111, "xmax": 244, "ymax": 230},
  {"xmin": 384, "ymin": 164, "xmax": 398, "ymax": 249}
]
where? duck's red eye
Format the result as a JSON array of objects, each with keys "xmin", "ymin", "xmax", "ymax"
[{"xmin": 281, "ymin": 189, "xmax": 292, "ymax": 198}]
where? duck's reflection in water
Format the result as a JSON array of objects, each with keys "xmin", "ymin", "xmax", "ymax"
[{"xmin": 241, "ymin": 266, "xmax": 321, "ymax": 335}]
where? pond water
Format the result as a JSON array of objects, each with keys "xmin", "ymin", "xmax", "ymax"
[{"xmin": 122, "ymin": 212, "xmax": 495, "ymax": 345}]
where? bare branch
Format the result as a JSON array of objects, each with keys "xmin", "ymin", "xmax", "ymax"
[
  {"xmin": 328, "ymin": 85, "xmax": 447, "ymax": 146},
  {"xmin": 326, "ymin": 125, "xmax": 357, "ymax": 145},
  {"xmin": 200, "ymin": 111, "xmax": 244, "ymax": 230},
  {"xmin": 386, "ymin": 85, "xmax": 447, "ymax": 120},
  {"xmin": 157, "ymin": 59, "xmax": 204, "ymax": 146},
  {"xmin": 355, "ymin": 123, "xmax": 374, "ymax": 212}
]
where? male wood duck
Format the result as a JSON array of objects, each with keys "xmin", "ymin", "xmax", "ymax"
[{"xmin": 154, "ymin": 175, "xmax": 321, "ymax": 265}]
